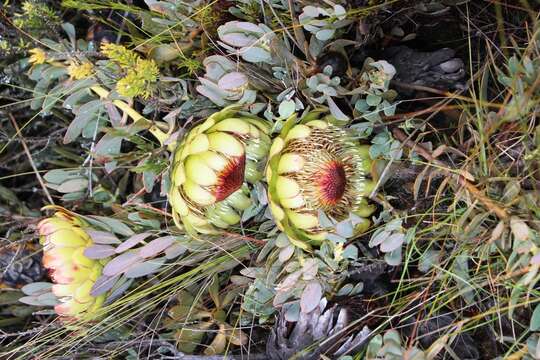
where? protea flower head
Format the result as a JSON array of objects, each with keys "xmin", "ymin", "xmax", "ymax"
[
  {"xmin": 169, "ymin": 105, "xmax": 271, "ymax": 234},
  {"xmin": 266, "ymin": 109, "xmax": 376, "ymax": 249},
  {"xmin": 38, "ymin": 209, "xmax": 106, "ymax": 318}
]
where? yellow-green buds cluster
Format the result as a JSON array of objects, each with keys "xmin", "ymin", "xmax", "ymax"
[
  {"xmin": 28, "ymin": 48, "xmax": 47, "ymax": 65},
  {"xmin": 266, "ymin": 109, "xmax": 376, "ymax": 248},
  {"xmin": 169, "ymin": 106, "xmax": 271, "ymax": 234},
  {"xmin": 100, "ymin": 43, "xmax": 159, "ymax": 99},
  {"xmin": 38, "ymin": 210, "xmax": 106, "ymax": 318},
  {"xmin": 67, "ymin": 62, "xmax": 94, "ymax": 80}
]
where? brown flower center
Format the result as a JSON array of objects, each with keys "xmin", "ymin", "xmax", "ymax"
[
  {"xmin": 284, "ymin": 126, "xmax": 367, "ymax": 221},
  {"xmin": 317, "ymin": 160, "xmax": 347, "ymax": 205},
  {"xmin": 213, "ymin": 154, "xmax": 246, "ymax": 201}
]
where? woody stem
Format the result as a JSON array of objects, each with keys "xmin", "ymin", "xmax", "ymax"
[{"xmin": 89, "ymin": 85, "xmax": 170, "ymax": 146}]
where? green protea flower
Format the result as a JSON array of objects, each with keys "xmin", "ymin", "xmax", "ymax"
[
  {"xmin": 38, "ymin": 209, "xmax": 105, "ymax": 318},
  {"xmin": 266, "ymin": 109, "xmax": 376, "ymax": 249},
  {"xmin": 169, "ymin": 106, "xmax": 271, "ymax": 234}
]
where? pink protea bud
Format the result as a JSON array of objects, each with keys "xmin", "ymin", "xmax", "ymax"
[{"xmin": 38, "ymin": 210, "xmax": 107, "ymax": 319}]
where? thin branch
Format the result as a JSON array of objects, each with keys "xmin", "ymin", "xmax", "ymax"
[
  {"xmin": 223, "ymin": 231, "xmax": 266, "ymax": 246},
  {"xmin": 8, "ymin": 113, "xmax": 55, "ymax": 205},
  {"xmin": 392, "ymin": 128, "xmax": 509, "ymax": 221},
  {"xmin": 0, "ymin": 325, "xmax": 52, "ymax": 340},
  {"xmin": 287, "ymin": 0, "xmax": 311, "ymax": 62}
]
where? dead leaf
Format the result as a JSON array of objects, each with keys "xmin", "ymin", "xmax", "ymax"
[{"xmin": 510, "ymin": 217, "xmax": 530, "ymax": 242}]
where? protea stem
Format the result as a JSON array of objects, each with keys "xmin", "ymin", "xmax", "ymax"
[{"xmin": 89, "ymin": 85, "xmax": 171, "ymax": 147}]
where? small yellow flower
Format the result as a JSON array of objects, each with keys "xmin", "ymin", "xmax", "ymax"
[
  {"xmin": 21, "ymin": 1, "xmax": 36, "ymax": 13},
  {"xmin": 117, "ymin": 72, "xmax": 145, "ymax": 98},
  {"xmin": 116, "ymin": 59, "xmax": 159, "ymax": 99},
  {"xmin": 28, "ymin": 48, "xmax": 46, "ymax": 65},
  {"xmin": 67, "ymin": 62, "xmax": 94, "ymax": 80},
  {"xmin": 136, "ymin": 59, "xmax": 159, "ymax": 82},
  {"xmin": 100, "ymin": 43, "xmax": 139, "ymax": 68}
]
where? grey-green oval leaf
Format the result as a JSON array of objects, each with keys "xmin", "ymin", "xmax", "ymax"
[
  {"xmin": 57, "ymin": 178, "xmax": 88, "ymax": 193},
  {"xmin": 531, "ymin": 304, "xmax": 540, "ymax": 331},
  {"xmin": 63, "ymin": 100, "xmax": 102, "ymax": 144},
  {"xmin": 125, "ymin": 257, "xmax": 166, "ymax": 278},
  {"xmin": 300, "ymin": 281, "xmax": 322, "ymax": 313}
]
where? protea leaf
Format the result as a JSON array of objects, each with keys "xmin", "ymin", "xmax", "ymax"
[
  {"xmin": 37, "ymin": 208, "xmax": 108, "ymax": 319},
  {"xmin": 169, "ymin": 105, "xmax": 271, "ymax": 235},
  {"xmin": 266, "ymin": 109, "xmax": 377, "ymax": 249}
]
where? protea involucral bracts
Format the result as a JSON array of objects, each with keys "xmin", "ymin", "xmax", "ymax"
[
  {"xmin": 266, "ymin": 109, "xmax": 376, "ymax": 249},
  {"xmin": 169, "ymin": 105, "xmax": 271, "ymax": 234},
  {"xmin": 38, "ymin": 209, "xmax": 106, "ymax": 318}
]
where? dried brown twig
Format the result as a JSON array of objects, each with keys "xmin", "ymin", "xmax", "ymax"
[{"xmin": 392, "ymin": 127, "xmax": 509, "ymax": 221}]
